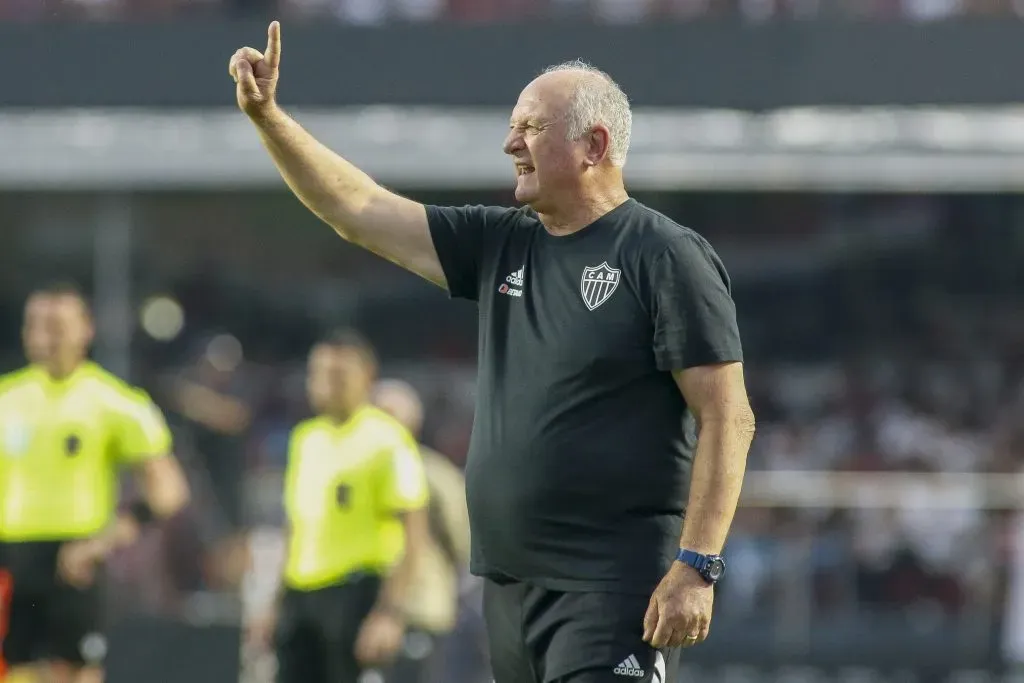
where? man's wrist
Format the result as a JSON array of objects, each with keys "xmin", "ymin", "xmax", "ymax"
[
  {"xmin": 675, "ymin": 548, "xmax": 726, "ymax": 585},
  {"xmin": 372, "ymin": 600, "xmax": 406, "ymax": 621},
  {"xmin": 252, "ymin": 104, "xmax": 288, "ymax": 131}
]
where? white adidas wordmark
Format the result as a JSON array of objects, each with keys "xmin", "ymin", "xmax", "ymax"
[
  {"xmin": 498, "ymin": 265, "xmax": 525, "ymax": 297},
  {"xmin": 613, "ymin": 654, "xmax": 645, "ymax": 678}
]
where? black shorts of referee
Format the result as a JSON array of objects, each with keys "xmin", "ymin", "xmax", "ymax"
[
  {"xmin": 0, "ymin": 541, "xmax": 107, "ymax": 669},
  {"xmin": 274, "ymin": 571, "xmax": 383, "ymax": 683}
]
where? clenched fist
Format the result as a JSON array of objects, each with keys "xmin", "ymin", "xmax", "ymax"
[{"xmin": 228, "ymin": 21, "xmax": 282, "ymax": 119}]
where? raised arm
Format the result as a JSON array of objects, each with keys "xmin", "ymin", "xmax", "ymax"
[{"xmin": 229, "ymin": 22, "xmax": 445, "ymax": 287}]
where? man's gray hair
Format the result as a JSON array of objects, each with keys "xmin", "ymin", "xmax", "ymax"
[{"xmin": 542, "ymin": 60, "xmax": 632, "ymax": 168}]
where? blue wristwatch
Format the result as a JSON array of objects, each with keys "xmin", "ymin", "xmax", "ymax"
[{"xmin": 676, "ymin": 549, "xmax": 726, "ymax": 585}]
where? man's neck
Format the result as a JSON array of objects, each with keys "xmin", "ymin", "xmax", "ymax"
[
  {"xmin": 323, "ymin": 403, "xmax": 364, "ymax": 425},
  {"xmin": 539, "ymin": 186, "xmax": 630, "ymax": 237},
  {"xmin": 44, "ymin": 359, "xmax": 86, "ymax": 382}
]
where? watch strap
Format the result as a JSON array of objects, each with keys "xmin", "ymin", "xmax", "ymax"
[{"xmin": 676, "ymin": 549, "xmax": 708, "ymax": 574}]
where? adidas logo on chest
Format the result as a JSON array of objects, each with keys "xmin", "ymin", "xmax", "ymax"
[{"xmin": 498, "ymin": 266, "xmax": 525, "ymax": 298}]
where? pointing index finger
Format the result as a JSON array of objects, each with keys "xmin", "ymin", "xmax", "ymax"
[{"xmin": 265, "ymin": 21, "xmax": 282, "ymax": 69}]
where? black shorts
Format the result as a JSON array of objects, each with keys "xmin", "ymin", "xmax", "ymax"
[
  {"xmin": 274, "ymin": 572, "xmax": 382, "ymax": 683},
  {"xmin": 483, "ymin": 579, "xmax": 679, "ymax": 683},
  {"xmin": 0, "ymin": 541, "xmax": 107, "ymax": 668}
]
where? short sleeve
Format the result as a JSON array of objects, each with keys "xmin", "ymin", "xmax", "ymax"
[
  {"xmin": 651, "ymin": 233, "xmax": 744, "ymax": 371},
  {"xmin": 111, "ymin": 389, "xmax": 173, "ymax": 464},
  {"xmin": 425, "ymin": 204, "xmax": 511, "ymax": 301},
  {"xmin": 282, "ymin": 428, "xmax": 299, "ymax": 509},
  {"xmin": 377, "ymin": 430, "xmax": 429, "ymax": 514}
]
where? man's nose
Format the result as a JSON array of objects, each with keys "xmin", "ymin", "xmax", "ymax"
[{"xmin": 503, "ymin": 131, "xmax": 523, "ymax": 155}]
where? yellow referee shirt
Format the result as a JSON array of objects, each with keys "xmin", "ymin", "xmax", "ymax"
[
  {"xmin": 0, "ymin": 363, "xmax": 173, "ymax": 542},
  {"xmin": 283, "ymin": 406, "xmax": 428, "ymax": 591}
]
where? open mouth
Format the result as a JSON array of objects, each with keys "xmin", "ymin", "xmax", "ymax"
[{"xmin": 516, "ymin": 165, "xmax": 535, "ymax": 177}]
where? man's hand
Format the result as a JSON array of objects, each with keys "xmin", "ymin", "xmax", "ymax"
[
  {"xmin": 642, "ymin": 562, "xmax": 714, "ymax": 649},
  {"xmin": 246, "ymin": 608, "xmax": 278, "ymax": 651},
  {"xmin": 354, "ymin": 610, "xmax": 405, "ymax": 666},
  {"xmin": 229, "ymin": 21, "xmax": 282, "ymax": 119},
  {"xmin": 57, "ymin": 539, "xmax": 108, "ymax": 589}
]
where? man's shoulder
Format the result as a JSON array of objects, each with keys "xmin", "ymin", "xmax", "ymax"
[
  {"xmin": 629, "ymin": 201, "xmax": 711, "ymax": 251},
  {"xmin": 431, "ymin": 203, "xmax": 540, "ymax": 231},
  {"xmin": 289, "ymin": 416, "xmax": 325, "ymax": 441},
  {"xmin": 0, "ymin": 366, "xmax": 39, "ymax": 404},
  {"xmin": 482, "ymin": 204, "xmax": 541, "ymax": 233},
  {"xmin": 352, "ymin": 405, "xmax": 406, "ymax": 434},
  {"xmin": 0, "ymin": 365, "xmax": 36, "ymax": 387},
  {"xmin": 77, "ymin": 363, "xmax": 157, "ymax": 412},
  {"xmin": 78, "ymin": 362, "xmax": 130, "ymax": 391}
]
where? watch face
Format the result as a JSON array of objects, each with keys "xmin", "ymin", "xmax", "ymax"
[{"xmin": 707, "ymin": 558, "xmax": 725, "ymax": 581}]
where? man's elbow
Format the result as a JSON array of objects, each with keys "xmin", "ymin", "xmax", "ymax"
[
  {"xmin": 698, "ymin": 402, "xmax": 755, "ymax": 437},
  {"xmin": 736, "ymin": 405, "xmax": 756, "ymax": 440},
  {"xmin": 147, "ymin": 457, "xmax": 191, "ymax": 518}
]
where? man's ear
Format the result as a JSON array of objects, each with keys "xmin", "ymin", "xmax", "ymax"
[{"xmin": 584, "ymin": 125, "xmax": 611, "ymax": 166}]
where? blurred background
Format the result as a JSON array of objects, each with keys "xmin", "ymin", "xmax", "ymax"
[{"xmin": 2, "ymin": 3, "xmax": 1024, "ymax": 683}]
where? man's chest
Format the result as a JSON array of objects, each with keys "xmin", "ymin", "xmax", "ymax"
[
  {"xmin": 292, "ymin": 428, "xmax": 384, "ymax": 488},
  {"xmin": 0, "ymin": 386, "xmax": 108, "ymax": 460},
  {"xmin": 479, "ymin": 240, "xmax": 654, "ymax": 371},
  {"xmin": 289, "ymin": 427, "xmax": 389, "ymax": 518}
]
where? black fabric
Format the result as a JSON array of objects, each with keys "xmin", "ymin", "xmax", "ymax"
[
  {"xmin": 425, "ymin": 199, "xmax": 743, "ymax": 594},
  {"xmin": 274, "ymin": 573, "xmax": 382, "ymax": 683},
  {"xmin": 386, "ymin": 629, "xmax": 443, "ymax": 683},
  {"xmin": 128, "ymin": 499, "xmax": 156, "ymax": 526},
  {"xmin": 482, "ymin": 579, "xmax": 678, "ymax": 683},
  {"xmin": 0, "ymin": 541, "xmax": 106, "ymax": 667}
]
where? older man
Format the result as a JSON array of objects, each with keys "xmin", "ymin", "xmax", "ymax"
[{"xmin": 229, "ymin": 24, "xmax": 755, "ymax": 683}]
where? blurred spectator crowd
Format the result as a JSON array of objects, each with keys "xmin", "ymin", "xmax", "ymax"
[
  {"xmin": 3, "ymin": 0, "xmax": 1024, "ymax": 23},
  {"xmin": 0, "ymin": 188, "xmax": 1022, "ymax": 670}
]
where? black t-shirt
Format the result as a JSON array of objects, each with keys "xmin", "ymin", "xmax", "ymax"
[{"xmin": 426, "ymin": 198, "xmax": 743, "ymax": 594}]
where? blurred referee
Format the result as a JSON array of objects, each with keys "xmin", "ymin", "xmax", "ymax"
[
  {"xmin": 0, "ymin": 284, "xmax": 190, "ymax": 683},
  {"xmin": 231, "ymin": 24, "xmax": 756, "ymax": 683},
  {"xmin": 247, "ymin": 331, "xmax": 429, "ymax": 683}
]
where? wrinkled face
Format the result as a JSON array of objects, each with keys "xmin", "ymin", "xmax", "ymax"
[
  {"xmin": 306, "ymin": 344, "xmax": 375, "ymax": 416},
  {"xmin": 23, "ymin": 293, "xmax": 93, "ymax": 374},
  {"xmin": 503, "ymin": 73, "xmax": 589, "ymax": 213}
]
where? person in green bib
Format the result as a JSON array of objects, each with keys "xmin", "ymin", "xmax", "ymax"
[
  {"xmin": 0, "ymin": 284, "xmax": 190, "ymax": 683},
  {"xmin": 247, "ymin": 330, "xmax": 430, "ymax": 683}
]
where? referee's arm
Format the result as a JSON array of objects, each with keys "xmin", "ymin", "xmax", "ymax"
[
  {"xmin": 377, "ymin": 506, "xmax": 429, "ymax": 615},
  {"xmin": 673, "ymin": 362, "xmax": 755, "ymax": 556},
  {"xmin": 133, "ymin": 454, "xmax": 190, "ymax": 521},
  {"xmin": 113, "ymin": 396, "xmax": 190, "ymax": 546}
]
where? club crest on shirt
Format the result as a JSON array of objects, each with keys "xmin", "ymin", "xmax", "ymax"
[
  {"xmin": 580, "ymin": 262, "xmax": 621, "ymax": 311},
  {"xmin": 65, "ymin": 433, "xmax": 82, "ymax": 456},
  {"xmin": 335, "ymin": 483, "xmax": 351, "ymax": 508}
]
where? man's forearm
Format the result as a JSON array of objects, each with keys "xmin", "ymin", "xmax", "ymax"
[
  {"xmin": 254, "ymin": 106, "xmax": 381, "ymax": 238},
  {"xmin": 250, "ymin": 107, "xmax": 443, "ymax": 286},
  {"xmin": 376, "ymin": 509, "xmax": 428, "ymax": 614},
  {"xmin": 376, "ymin": 552, "xmax": 416, "ymax": 614},
  {"xmin": 678, "ymin": 414, "xmax": 755, "ymax": 554}
]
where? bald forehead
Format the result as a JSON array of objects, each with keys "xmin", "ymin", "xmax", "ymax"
[
  {"xmin": 513, "ymin": 71, "xmax": 581, "ymax": 119},
  {"xmin": 375, "ymin": 382, "xmax": 419, "ymax": 409}
]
